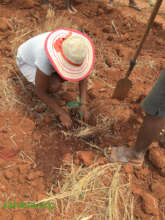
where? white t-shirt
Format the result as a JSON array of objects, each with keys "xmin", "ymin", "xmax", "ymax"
[{"xmin": 16, "ymin": 32, "xmax": 55, "ymax": 84}]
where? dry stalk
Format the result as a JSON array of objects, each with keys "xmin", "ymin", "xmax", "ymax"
[
  {"xmin": 112, "ymin": 20, "xmax": 120, "ymax": 37},
  {"xmin": 62, "ymin": 114, "xmax": 114, "ymax": 140},
  {"xmin": 0, "ymin": 76, "xmax": 18, "ymax": 111},
  {"xmin": 35, "ymin": 163, "xmax": 134, "ymax": 220}
]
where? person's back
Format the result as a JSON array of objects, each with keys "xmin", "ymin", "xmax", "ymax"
[{"xmin": 17, "ymin": 32, "xmax": 54, "ymax": 84}]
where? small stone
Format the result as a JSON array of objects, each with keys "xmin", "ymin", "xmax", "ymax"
[
  {"xmin": 62, "ymin": 153, "xmax": 72, "ymax": 165},
  {"xmin": 160, "ymin": 197, "xmax": 165, "ymax": 206},
  {"xmin": 97, "ymin": 8, "xmax": 104, "ymax": 15},
  {"xmin": 52, "ymin": 186, "xmax": 60, "ymax": 194},
  {"xmin": 76, "ymin": 151, "xmax": 96, "ymax": 166},
  {"xmin": 149, "ymin": 147, "xmax": 165, "ymax": 169},
  {"xmin": 131, "ymin": 185, "xmax": 143, "ymax": 196},
  {"xmin": 107, "ymin": 35, "xmax": 114, "ymax": 41},
  {"xmin": 44, "ymin": 115, "xmax": 52, "ymax": 123},
  {"xmin": 34, "ymin": 105, "xmax": 46, "ymax": 113},
  {"xmin": 105, "ymin": 57, "xmax": 112, "ymax": 67},
  {"xmin": 74, "ymin": 157, "xmax": 80, "ymax": 166},
  {"xmin": 97, "ymin": 157, "xmax": 109, "ymax": 165},
  {"xmin": 142, "ymin": 192, "xmax": 159, "ymax": 216},
  {"xmin": 21, "ymin": 187, "xmax": 31, "ymax": 198},
  {"xmin": 151, "ymin": 182, "xmax": 165, "ymax": 199},
  {"xmin": 0, "ymin": 17, "xmax": 13, "ymax": 32},
  {"xmin": 27, "ymin": 172, "xmax": 36, "ymax": 181},
  {"xmin": 160, "ymin": 167, "xmax": 165, "ymax": 177},
  {"xmin": 17, "ymin": 163, "xmax": 31, "ymax": 174},
  {"xmin": 4, "ymin": 170, "xmax": 14, "ymax": 179},
  {"xmin": 102, "ymin": 176, "xmax": 110, "ymax": 186},
  {"xmin": 134, "ymin": 167, "xmax": 150, "ymax": 179},
  {"xmin": 21, "ymin": 118, "xmax": 35, "ymax": 134},
  {"xmin": 110, "ymin": 99, "xmax": 120, "ymax": 105},
  {"xmin": 33, "ymin": 132, "xmax": 42, "ymax": 141},
  {"xmin": 27, "ymin": 170, "xmax": 43, "ymax": 180},
  {"xmin": 103, "ymin": 26, "xmax": 110, "ymax": 33},
  {"xmin": 123, "ymin": 165, "xmax": 134, "ymax": 174},
  {"xmin": 32, "ymin": 178, "xmax": 45, "ymax": 191}
]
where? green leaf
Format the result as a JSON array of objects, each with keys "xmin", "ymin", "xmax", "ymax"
[
  {"xmin": 78, "ymin": 110, "xmax": 83, "ymax": 117},
  {"xmin": 66, "ymin": 101, "xmax": 81, "ymax": 109}
]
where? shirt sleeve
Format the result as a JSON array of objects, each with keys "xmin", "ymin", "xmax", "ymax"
[{"xmin": 35, "ymin": 50, "xmax": 55, "ymax": 76}]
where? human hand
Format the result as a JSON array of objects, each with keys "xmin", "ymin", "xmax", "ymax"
[
  {"xmin": 79, "ymin": 105, "xmax": 90, "ymax": 122},
  {"xmin": 59, "ymin": 112, "xmax": 72, "ymax": 129}
]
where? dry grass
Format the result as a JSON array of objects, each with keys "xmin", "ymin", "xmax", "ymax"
[
  {"xmin": 0, "ymin": 75, "xmax": 19, "ymax": 111},
  {"xmin": 36, "ymin": 163, "xmax": 134, "ymax": 220},
  {"xmin": 39, "ymin": 8, "xmax": 80, "ymax": 33},
  {"xmin": 61, "ymin": 114, "xmax": 114, "ymax": 140}
]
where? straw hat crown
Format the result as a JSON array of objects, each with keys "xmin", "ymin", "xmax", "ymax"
[{"xmin": 62, "ymin": 35, "xmax": 88, "ymax": 65}]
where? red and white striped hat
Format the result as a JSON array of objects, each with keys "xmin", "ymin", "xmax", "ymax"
[{"xmin": 45, "ymin": 29, "xmax": 95, "ymax": 82}]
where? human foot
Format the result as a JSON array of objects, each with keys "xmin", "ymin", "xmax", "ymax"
[{"xmin": 106, "ymin": 146, "xmax": 144, "ymax": 166}]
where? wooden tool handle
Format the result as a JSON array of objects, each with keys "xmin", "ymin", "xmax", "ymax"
[{"xmin": 126, "ymin": 0, "xmax": 163, "ymax": 78}]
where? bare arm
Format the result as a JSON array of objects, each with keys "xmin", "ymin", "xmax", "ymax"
[
  {"xmin": 79, "ymin": 77, "xmax": 88, "ymax": 105},
  {"xmin": 79, "ymin": 78, "xmax": 90, "ymax": 121},
  {"xmin": 35, "ymin": 69, "xmax": 72, "ymax": 127},
  {"xmin": 35, "ymin": 69, "xmax": 64, "ymax": 116}
]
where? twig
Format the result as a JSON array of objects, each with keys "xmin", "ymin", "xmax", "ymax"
[
  {"xmin": 112, "ymin": 20, "xmax": 120, "ymax": 37},
  {"xmin": 20, "ymin": 151, "xmax": 36, "ymax": 168},
  {"xmin": 14, "ymin": 71, "xmax": 28, "ymax": 93},
  {"xmin": 81, "ymin": 139, "xmax": 104, "ymax": 153}
]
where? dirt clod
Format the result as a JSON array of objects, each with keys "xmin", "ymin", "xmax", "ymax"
[
  {"xmin": 27, "ymin": 170, "xmax": 43, "ymax": 180},
  {"xmin": 149, "ymin": 147, "xmax": 165, "ymax": 169},
  {"xmin": 4, "ymin": 170, "xmax": 14, "ymax": 179},
  {"xmin": 142, "ymin": 192, "xmax": 159, "ymax": 216},
  {"xmin": 0, "ymin": 17, "xmax": 13, "ymax": 32},
  {"xmin": 151, "ymin": 182, "xmax": 165, "ymax": 199},
  {"xmin": 62, "ymin": 153, "xmax": 73, "ymax": 165},
  {"xmin": 76, "ymin": 151, "xmax": 96, "ymax": 166}
]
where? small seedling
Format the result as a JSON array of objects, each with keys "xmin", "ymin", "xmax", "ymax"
[
  {"xmin": 66, "ymin": 97, "xmax": 84, "ymax": 116},
  {"xmin": 66, "ymin": 96, "xmax": 82, "ymax": 109},
  {"xmin": 66, "ymin": 100, "xmax": 81, "ymax": 109}
]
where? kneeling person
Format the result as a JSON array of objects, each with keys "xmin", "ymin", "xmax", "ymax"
[{"xmin": 16, "ymin": 29, "xmax": 95, "ymax": 128}]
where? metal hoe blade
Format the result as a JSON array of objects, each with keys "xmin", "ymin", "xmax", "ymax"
[{"xmin": 112, "ymin": 78, "xmax": 132, "ymax": 100}]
